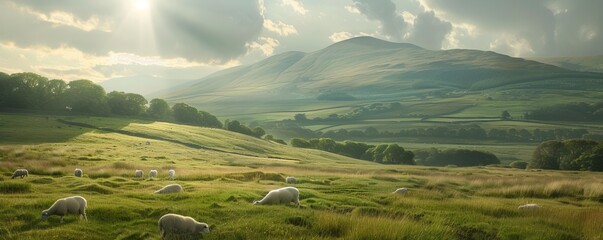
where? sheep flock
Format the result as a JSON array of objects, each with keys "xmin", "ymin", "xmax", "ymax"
[{"xmin": 7, "ymin": 166, "xmax": 548, "ymax": 238}]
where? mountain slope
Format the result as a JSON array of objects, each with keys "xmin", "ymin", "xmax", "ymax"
[
  {"xmin": 534, "ymin": 55, "xmax": 603, "ymax": 73},
  {"xmin": 160, "ymin": 36, "xmax": 603, "ymax": 105}
]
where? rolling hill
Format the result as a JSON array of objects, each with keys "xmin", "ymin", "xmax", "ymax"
[
  {"xmin": 157, "ymin": 36, "xmax": 603, "ymax": 115},
  {"xmin": 1, "ymin": 113, "xmax": 602, "ymax": 239},
  {"xmin": 534, "ymin": 55, "xmax": 603, "ymax": 73}
]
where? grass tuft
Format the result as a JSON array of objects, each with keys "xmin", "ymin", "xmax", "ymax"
[{"xmin": 0, "ymin": 182, "xmax": 31, "ymax": 193}]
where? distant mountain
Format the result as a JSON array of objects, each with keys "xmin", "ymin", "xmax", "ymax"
[
  {"xmin": 158, "ymin": 36, "xmax": 603, "ymax": 114},
  {"xmin": 100, "ymin": 75, "xmax": 192, "ymax": 96},
  {"xmin": 534, "ymin": 55, "xmax": 603, "ymax": 73}
]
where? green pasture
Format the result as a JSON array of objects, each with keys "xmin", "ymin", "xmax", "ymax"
[{"xmin": 1, "ymin": 113, "xmax": 602, "ymax": 239}]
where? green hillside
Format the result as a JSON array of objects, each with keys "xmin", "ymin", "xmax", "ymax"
[
  {"xmin": 1, "ymin": 113, "xmax": 602, "ymax": 239},
  {"xmin": 157, "ymin": 36, "xmax": 603, "ymax": 117}
]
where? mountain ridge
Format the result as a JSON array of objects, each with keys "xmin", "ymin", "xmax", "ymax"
[{"xmin": 157, "ymin": 36, "xmax": 603, "ymax": 110}]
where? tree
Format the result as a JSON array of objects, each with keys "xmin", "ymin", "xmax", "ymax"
[
  {"xmin": 530, "ymin": 140, "xmax": 564, "ymax": 169},
  {"xmin": 172, "ymin": 103, "xmax": 201, "ymax": 124},
  {"xmin": 44, "ymin": 79, "xmax": 68, "ymax": 110},
  {"xmin": 501, "ymin": 110, "xmax": 512, "ymax": 120},
  {"xmin": 148, "ymin": 98, "xmax": 171, "ymax": 119},
  {"xmin": 559, "ymin": 139, "xmax": 598, "ymax": 170},
  {"xmin": 382, "ymin": 144, "xmax": 415, "ymax": 165},
  {"xmin": 252, "ymin": 127, "xmax": 266, "ymax": 138},
  {"xmin": 510, "ymin": 161, "xmax": 528, "ymax": 169},
  {"xmin": 64, "ymin": 79, "xmax": 108, "ymax": 115},
  {"xmin": 107, "ymin": 91, "xmax": 147, "ymax": 116},
  {"xmin": 294, "ymin": 113, "xmax": 307, "ymax": 121},
  {"xmin": 290, "ymin": 138, "xmax": 311, "ymax": 148}
]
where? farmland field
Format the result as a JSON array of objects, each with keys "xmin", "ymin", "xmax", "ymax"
[{"xmin": 1, "ymin": 113, "xmax": 602, "ymax": 240}]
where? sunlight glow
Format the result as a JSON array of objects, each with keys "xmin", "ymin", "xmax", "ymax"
[{"xmin": 133, "ymin": 0, "xmax": 150, "ymax": 12}]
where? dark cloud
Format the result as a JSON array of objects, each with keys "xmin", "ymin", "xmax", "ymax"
[
  {"xmin": 0, "ymin": 0, "xmax": 264, "ymax": 62},
  {"xmin": 351, "ymin": 0, "xmax": 408, "ymax": 41},
  {"xmin": 408, "ymin": 11, "xmax": 452, "ymax": 49}
]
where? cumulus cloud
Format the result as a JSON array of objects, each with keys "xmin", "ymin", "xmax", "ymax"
[
  {"xmin": 264, "ymin": 19, "xmax": 298, "ymax": 36},
  {"xmin": 419, "ymin": 0, "xmax": 603, "ymax": 56},
  {"xmin": 247, "ymin": 37, "xmax": 280, "ymax": 56},
  {"xmin": 0, "ymin": 0, "xmax": 265, "ymax": 63},
  {"xmin": 329, "ymin": 32, "xmax": 354, "ymax": 42},
  {"xmin": 408, "ymin": 11, "xmax": 452, "ymax": 49},
  {"xmin": 282, "ymin": 0, "xmax": 308, "ymax": 15},
  {"xmin": 349, "ymin": 0, "xmax": 408, "ymax": 41}
]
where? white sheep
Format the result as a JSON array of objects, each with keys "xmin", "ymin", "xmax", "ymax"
[
  {"xmin": 135, "ymin": 169, "xmax": 144, "ymax": 178},
  {"xmin": 254, "ymin": 186, "xmax": 300, "ymax": 207},
  {"xmin": 393, "ymin": 188, "xmax": 408, "ymax": 195},
  {"xmin": 11, "ymin": 169, "xmax": 29, "ymax": 179},
  {"xmin": 41, "ymin": 196, "xmax": 88, "ymax": 223},
  {"xmin": 74, "ymin": 168, "xmax": 83, "ymax": 177},
  {"xmin": 518, "ymin": 203, "xmax": 540, "ymax": 210},
  {"xmin": 155, "ymin": 184, "xmax": 183, "ymax": 194},
  {"xmin": 149, "ymin": 170, "xmax": 158, "ymax": 179},
  {"xmin": 168, "ymin": 169, "xmax": 175, "ymax": 180},
  {"xmin": 158, "ymin": 213, "xmax": 209, "ymax": 239},
  {"xmin": 286, "ymin": 176, "xmax": 298, "ymax": 184}
]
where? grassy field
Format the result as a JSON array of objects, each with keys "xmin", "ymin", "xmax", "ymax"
[{"xmin": 1, "ymin": 113, "xmax": 603, "ymax": 240}]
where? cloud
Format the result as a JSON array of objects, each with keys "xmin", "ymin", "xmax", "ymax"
[
  {"xmin": 0, "ymin": 0, "xmax": 265, "ymax": 63},
  {"xmin": 349, "ymin": 0, "xmax": 408, "ymax": 41},
  {"xmin": 264, "ymin": 19, "xmax": 298, "ymax": 36},
  {"xmin": 408, "ymin": 11, "xmax": 452, "ymax": 49},
  {"xmin": 247, "ymin": 37, "xmax": 280, "ymax": 56},
  {"xmin": 282, "ymin": 0, "xmax": 308, "ymax": 15},
  {"xmin": 419, "ymin": 0, "xmax": 603, "ymax": 56},
  {"xmin": 329, "ymin": 32, "xmax": 354, "ymax": 42},
  {"xmin": 0, "ymin": 41, "xmax": 234, "ymax": 82}
]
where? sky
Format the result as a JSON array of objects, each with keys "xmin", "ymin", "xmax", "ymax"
[{"xmin": 0, "ymin": 0, "xmax": 602, "ymax": 83}]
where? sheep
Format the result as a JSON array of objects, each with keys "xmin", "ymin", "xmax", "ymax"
[
  {"xmin": 158, "ymin": 213, "xmax": 209, "ymax": 239},
  {"xmin": 41, "ymin": 196, "xmax": 87, "ymax": 223},
  {"xmin": 149, "ymin": 170, "xmax": 158, "ymax": 179},
  {"xmin": 155, "ymin": 184, "xmax": 183, "ymax": 194},
  {"xmin": 11, "ymin": 169, "xmax": 29, "ymax": 179},
  {"xmin": 286, "ymin": 176, "xmax": 298, "ymax": 184},
  {"xmin": 393, "ymin": 188, "xmax": 408, "ymax": 195},
  {"xmin": 74, "ymin": 168, "xmax": 83, "ymax": 177},
  {"xmin": 135, "ymin": 169, "xmax": 144, "ymax": 178},
  {"xmin": 254, "ymin": 186, "xmax": 300, "ymax": 207},
  {"xmin": 518, "ymin": 203, "xmax": 540, "ymax": 210},
  {"xmin": 168, "ymin": 169, "xmax": 175, "ymax": 180}
]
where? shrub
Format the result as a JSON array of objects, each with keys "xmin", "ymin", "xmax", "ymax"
[{"xmin": 510, "ymin": 161, "xmax": 528, "ymax": 169}]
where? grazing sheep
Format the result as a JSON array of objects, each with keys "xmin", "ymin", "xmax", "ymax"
[
  {"xmin": 254, "ymin": 186, "xmax": 300, "ymax": 207},
  {"xmin": 168, "ymin": 169, "xmax": 175, "ymax": 180},
  {"xmin": 41, "ymin": 196, "xmax": 87, "ymax": 223},
  {"xmin": 11, "ymin": 169, "xmax": 29, "ymax": 179},
  {"xmin": 149, "ymin": 170, "xmax": 158, "ymax": 179},
  {"xmin": 518, "ymin": 203, "xmax": 540, "ymax": 210},
  {"xmin": 286, "ymin": 176, "xmax": 298, "ymax": 184},
  {"xmin": 393, "ymin": 188, "xmax": 408, "ymax": 195},
  {"xmin": 158, "ymin": 213, "xmax": 209, "ymax": 239},
  {"xmin": 74, "ymin": 168, "xmax": 83, "ymax": 177},
  {"xmin": 135, "ymin": 169, "xmax": 144, "ymax": 178},
  {"xmin": 155, "ymin": 184, "xmax": 183, "ymax": 194}
]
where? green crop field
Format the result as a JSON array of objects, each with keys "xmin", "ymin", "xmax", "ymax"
[{"xmin": 1, "ymin": 113, "xmax": 602, "ymax": 240}]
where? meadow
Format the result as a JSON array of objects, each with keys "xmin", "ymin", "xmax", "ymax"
[{"xmin": 1, "ymin": 113, "xmax": 603, "ymax": 240}]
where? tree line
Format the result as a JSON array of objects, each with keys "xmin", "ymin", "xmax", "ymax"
[
  {"xmin": 290, "ymin": 138, "xmax": 415, "ymax": 165},
  {"xmin": 524, "ymin": 101, "xmax": 603, "ymax": 121},
  {"xmin": 530, "ymin": 139, "xmax": 603, "ymax": 172},
  {"xmin": 0, "ymin": 72, "xmax": 282, "ymax": 141},
  {"xmin": 414, "ymin": 148, "xmax": 500, "ymax": 167}
]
